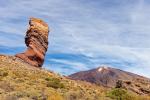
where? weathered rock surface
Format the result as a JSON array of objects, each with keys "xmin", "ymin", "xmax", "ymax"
[{"xmin": 15, "ymin": 18, "xmax": 49, "ymax": 67}]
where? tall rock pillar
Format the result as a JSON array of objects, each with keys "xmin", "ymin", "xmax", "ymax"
[{"xmin": 15, "ymin": 18, "xmax": 49, "ymax": 67}]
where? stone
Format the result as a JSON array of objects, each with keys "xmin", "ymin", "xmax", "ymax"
[{"xmin": 15, "ymin": 17, "xmax": 49, "ymax": 67}]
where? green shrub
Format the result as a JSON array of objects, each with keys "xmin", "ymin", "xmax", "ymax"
[
  {"xmin": 106, "ymin": 88, "xmax": 135, "ymax": 100},
  {"xmin": 0, "ymin": 70, "xmax": 8, "ymax": 77},
  {"xmin": 45, "ymin": 77, "xmax": 65, "ymax": 89},
  {"xmin": 115, "ymin": 80, "xmax": 123, "ymax": 88},
  {"xmin": 65, "ymin": 90, "xmax": 83, "ymax": 100}
]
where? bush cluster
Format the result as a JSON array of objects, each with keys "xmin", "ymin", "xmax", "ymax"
[{"xmin": 45, "ymin": 77, "xmax": 65, "ymax": 89}]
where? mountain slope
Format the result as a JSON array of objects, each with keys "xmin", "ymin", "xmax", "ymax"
[
  {"xmin": 0, "ymin": 55, "xmax": 107, "ymax": 100},
  {"xmin": 69, "ymin": 66, "xmax": 150, "ymax": 95},
  {"xmin": 0, "ymin": 55, "xmax": 150, "ymax": 100}
]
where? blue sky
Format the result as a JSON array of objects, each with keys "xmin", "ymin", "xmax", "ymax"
[{"xmin": 0, "ymin": 0, "xmax": 150, "ymax": 78}]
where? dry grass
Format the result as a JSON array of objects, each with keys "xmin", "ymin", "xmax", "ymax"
[
  {"xmin": 0, "ymin": 55, "xmax": 107, "ymax": 100},
  {"xmin": 0, "ymin": 55, "xmax": 150, "ymax": 100}
]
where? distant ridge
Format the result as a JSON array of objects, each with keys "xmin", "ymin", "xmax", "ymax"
[{"xmin": 69, "ymin": 65, "xmax": 150, "ymax": 95}]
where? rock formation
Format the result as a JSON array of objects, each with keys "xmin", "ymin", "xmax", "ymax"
[{"xmin": 15, "ymin": 17, "xmax": 49, "ymax": 67}]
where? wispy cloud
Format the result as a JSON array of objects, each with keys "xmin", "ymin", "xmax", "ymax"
[
  {"xmin": 48, "ymin": 58, "xmax": 88, "ymax": 71},
  {"xmin": 0, "ymin": 0, "xmax": 150, "ymax": 77}
]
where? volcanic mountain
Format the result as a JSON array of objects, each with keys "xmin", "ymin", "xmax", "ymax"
[{"xmin": 69, "ymin": 66, "xmax": 150, "ymax": 95}]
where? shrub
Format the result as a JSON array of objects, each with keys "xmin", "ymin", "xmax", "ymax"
[
  {"xmin": 48, "ymin": 92, "xmax": 63, "ymax": 100},
  {"xmin": 65, "ymin": 90, "xmax": 83, "ymax": 100},
  {"xmin": 0, "ymin": 70, "xmax": 8, "ymax": 77},
  {"xmin": 115, "ymin": 80, "xmax": 123, "ymax": 88},
  {"xmin": 106, "ymin": 88, "xmax": 135, "ymax": 100},
  {"xmin": 125, "ymin": 81, "xmax": 131, "ymax": 85},
  {"xmin": 45, "ymin": 77, "xmax": 65, "ymax": 89},
  {"xmin": 140, "ymin": 87, "xmax": 150, "ymax": 94}
]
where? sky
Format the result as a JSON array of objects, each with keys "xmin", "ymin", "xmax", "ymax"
[{"xmin": 0, "ymin": 0, "xmax": 150, "ymax": 78}]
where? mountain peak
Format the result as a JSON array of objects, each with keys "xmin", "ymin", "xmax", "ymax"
[
  {"xmin": 97, "ymin": 66, "xmax": 109, "ymax": 72},
  {"xmin": 69, "ymin": 66, "xmax": 150, "ymax": 95}
]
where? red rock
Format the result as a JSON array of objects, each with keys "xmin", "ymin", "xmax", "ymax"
[{"xmin": 15, "ymin": 17, "xmax": 49, "ymax": 67}]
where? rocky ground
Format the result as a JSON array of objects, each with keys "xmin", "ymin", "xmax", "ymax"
[{"xmin": 0, "ymin": 55, "xmax": 150, "ymax": 100}]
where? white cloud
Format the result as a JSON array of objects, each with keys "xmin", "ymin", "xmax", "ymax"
[{"xmin": 49, "ymin": 58, "xmax": 88, "ymax": 70}]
